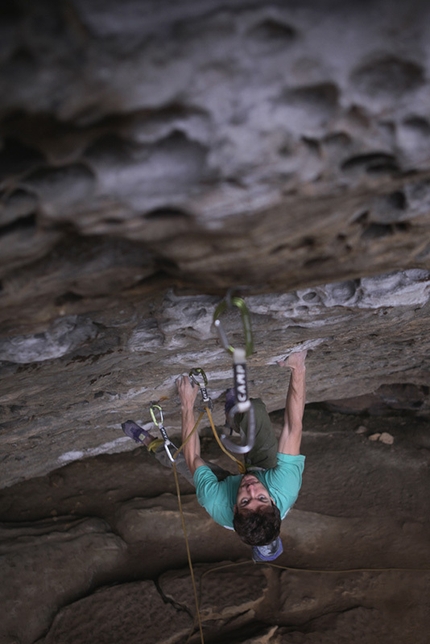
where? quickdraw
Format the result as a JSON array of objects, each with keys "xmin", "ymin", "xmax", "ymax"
[
  {"xmin": 149, "ymin": 402, "xmax": 176, "ymax": 463},
  {"xmin": 213, "ymin": 296, "xmax": 256, "ymax": 454},
  {"xmin": 189, "ymin": 367, "xmax": 212, "ymax": 409},
  {"xmin": 212, "ymin": 295, "xmax": 253, "ymax": 358}
]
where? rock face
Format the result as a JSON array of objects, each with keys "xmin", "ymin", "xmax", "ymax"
[
  {"xmin": 1, "ymin": 410, "xmax": 429, "ymax": 643},
  {"xmin": 1, "ymin": 1, "xmax": 430, "ymax": 643},
  {"xmin": 1, "ymin": 0, "xmax": 430, "ymax": 313}
]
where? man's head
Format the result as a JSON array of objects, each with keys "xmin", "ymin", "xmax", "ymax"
[{"xmin": 233, "ymin": 473, "xmax": 281, "ymax": 546}]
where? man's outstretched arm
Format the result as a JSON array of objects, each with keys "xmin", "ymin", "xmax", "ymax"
[
  {"xmin": 277, "ymin": 350, "xmax": 307, "ymax": 455},
  {"xmin": 176, "ymin": 375, "xmax": 206, "ymax": 475}
]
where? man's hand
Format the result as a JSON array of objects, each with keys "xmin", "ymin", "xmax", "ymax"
[
  {"xmin": 278, "ymin": 349, "xmax": 307, "ymax": 455},
  {"xmin": 278, "ymin": 349, "xmax": 307, "ymax": 371},
  {"xmin": 176, "ymin": 374, "xmax": 199, "ymax": 409},
  {"xmin": 177, "ymin": 374, "xmax": 203, "ymax": 474}
]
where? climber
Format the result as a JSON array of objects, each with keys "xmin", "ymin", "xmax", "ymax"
[{"xmin": 122, "ymin": 349, "xmax": 307, "ymax": 553}]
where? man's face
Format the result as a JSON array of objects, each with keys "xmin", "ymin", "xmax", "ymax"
[{"xmin": 235, "ymin": 473, "xmax": 272, "ymax": 513}]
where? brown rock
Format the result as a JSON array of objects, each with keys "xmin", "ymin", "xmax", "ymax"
[
  {"xmin": 38, "ymin": 581, "xmax": 192, "ymax": 644},
  {"xmin": 368, "ymin": 433, "xmax": 382, "ymax": 441},
  {"xmin": 379, "ymin": 432, "xmax": 394, "ymax": 444}
]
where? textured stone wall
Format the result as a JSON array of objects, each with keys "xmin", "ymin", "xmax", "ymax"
[
  {"xmin": 1, "ymin": 2, "xmax": 430, "ymax": 642},
  {"xmin": 1, "ymin": 0, "xmax": 430, "ymax": 316}
]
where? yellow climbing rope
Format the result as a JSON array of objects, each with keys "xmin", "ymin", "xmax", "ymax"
[
  {"xmin": 171, "ymin": 461, "xmax": 205, "ymax": 643},
  {"xmin": 162, "ymin": 392, "xmax": 246, "ymax": 643},
  {"xmin": 173, "ymin": 405, "xmax": 246, "ymax": 474}
]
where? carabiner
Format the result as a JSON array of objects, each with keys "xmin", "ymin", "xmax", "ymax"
[
  {"xmin": 221, "ymin": 401, "xmax": 256, "ymax": 454},
  {"xmin": 221, "ymin": 347, "xmax": 255, "ymax": 452},
  {"xmin": 189, "ymin": 367, "xmax": 212, "ymax": 408},
  {"xmin": 149, "ymin": 402, "xmax": 175, "ymax": 462},
  {"xmin": 213, "ymin": 296, "xmax": 253, "ymax": 358}
]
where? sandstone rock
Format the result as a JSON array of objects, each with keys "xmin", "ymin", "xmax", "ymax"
[
  {"xmin": 368, "ymin": 433, "xmax": 381, "ymax": 441},
  {"xmin": 1, "ymin": 2, "xmax": 430, "ymax": 641},
  {"xmin": 0, "ymin": 402, "xmax": 428, "ymax": 644},
  {"xmin": 37, "ymin": 581, "xmax": 192, "ymax": 644},
  {"xmin": 160, "ymin": 563, "xmax": 269, "ymax": 620},
  {"xmin": 379, "ymin": 431, "xmax": 394, "ymax": 444},
  {"xmin": 356, "ymin": 425, "xmax": 368, "ymax": 434},
  {"xmin": 275, "ymin": 572, "xmax": 430, "ymax": 644},
  {"xmin": 0, "ymin": 516, "xmax": 127, "ymax": 644},
  {"xmin": 1, "ymin": 270, "xmax": 430, "ymax": 488}
]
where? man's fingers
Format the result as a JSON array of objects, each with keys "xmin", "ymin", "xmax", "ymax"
[{"xmin": 278, "ymin": 349, "xmax": 308, "ymax": 368}]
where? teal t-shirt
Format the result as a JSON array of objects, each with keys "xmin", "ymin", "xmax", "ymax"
[{"xmin": 193, "ymin": 453, "xmax": 305, "ymax": 529}]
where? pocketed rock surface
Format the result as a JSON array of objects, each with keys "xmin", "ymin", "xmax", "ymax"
[{"xmin": 1, "ymin": 1, "xmax": 430, "ymax": 642}]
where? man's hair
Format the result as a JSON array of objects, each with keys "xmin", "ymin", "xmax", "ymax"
[{"xmin": 233, "ymin": 503, "xmax": 281, "ymax": 546}]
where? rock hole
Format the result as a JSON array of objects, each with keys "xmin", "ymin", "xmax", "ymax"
[
  {"xmin": 103, "ymin": 218, "xmax": 123, "ymax": 225},
  {"xmin": 278, "ymin": 143, "xmax": 291, "ymax": 157},
  {"xmin": 302, "ymin": 292, "xmax": 318, "ymax": 302},
  {"xmin": 157, "ymin": 257, "xmax": 180, "ymax": 273},
  {"xmin": 394, "ymin": 222, "xmax": 411, "ymax": 233},
  {"xmin": 0, "ymin": 213, "xmax": 36, "ymax": 238},
  {"xmin": 402, "ymin": 116, "xmax": 430, "ymax": 135},
  {"xmin": 341, "ymin": 152, "xmax": 399, "ymax": 174},
  {"xmin": 367, "ymin": 159, "xmax": 400, "ymax": 175},
  {"xmin": 270, "ymin": 243, "xmax": 288, "ymax": 255},
  {"xmin": 144, "ymin": 207, "xmax": 191, "ymax": 221},
  {"xmin": 55, "ymin": 292, "xmax": 84, "ymax": 306},
  {"xmin": 323, "ymin": 132, "xmax": 352, "ymax": 148},
  {"xmin": 351, "ymin": 56, "xmax": 425, "ymax": 97},
  {"xmin": 361, "ymin": 223, "xmax": 393, "ymax": 240},
  {"xmin": 329, "ymin": 280, "xmax": 358, "ymax": 300},
  {"xmin": 0, "ymin": 137, "xmax": 45, "ymax": 179},
  {"xmin": 354, "ymin": 211, "xmax": 369, "ymax": 224},
  {"xmin": 246, "ymin": 19, "xmax": 297, "ymax": 51},
  {"xmin": 387, "ymin": 191, "xmax": 407, "ymax": 210},
  {"xmin": 304, "ymin": 256, "xmax": 331, "ymax": 268},
  {"xmin": 283, "ymin": 82, "xmax": 339, "ymax": 111},
  {"xmin": 301, "ymin": 136, "xmax": 320, "ymax": 152},
  {"xmin": 85, "ymin": 134, "xmax": 133, "ymax": 161}
]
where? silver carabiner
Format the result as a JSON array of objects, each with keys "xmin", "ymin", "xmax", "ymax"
[
  {"xmin": 149, "ymin": 402, "xmax": 176, "ymax": 463},
  {"xmin": 221, "ymin": 401, "xmax": 256, "ymax": 454},
  {"xmin": 189, "ymin": 367, "xmax": 213, "ymax": 409}
]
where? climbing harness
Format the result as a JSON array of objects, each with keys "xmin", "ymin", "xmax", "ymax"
[
  {"xmin": 213, "ymin": 296, "xmax": 256, "ymax": 454},
  {"xmin": 149, "ymin": 402, "xmax": 176, "ymax": 463}
]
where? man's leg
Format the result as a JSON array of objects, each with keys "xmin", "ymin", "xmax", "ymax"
[{"xmin": 238, "ymin": 398, "xmax": 278, "ymax": 470}]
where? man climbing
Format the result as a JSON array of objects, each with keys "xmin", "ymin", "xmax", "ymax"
[{"xmin": 122, "ymin": 350, "xmax": 307, "ymax": 558}]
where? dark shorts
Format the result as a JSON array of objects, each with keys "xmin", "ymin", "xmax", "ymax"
[
  {"xmin": 153, "ymin": 397, "xmax": 277, "ymax": 483},
  {"xmin": 236, "ymin": 398, "xmax": 278, "ymax": 470}
]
